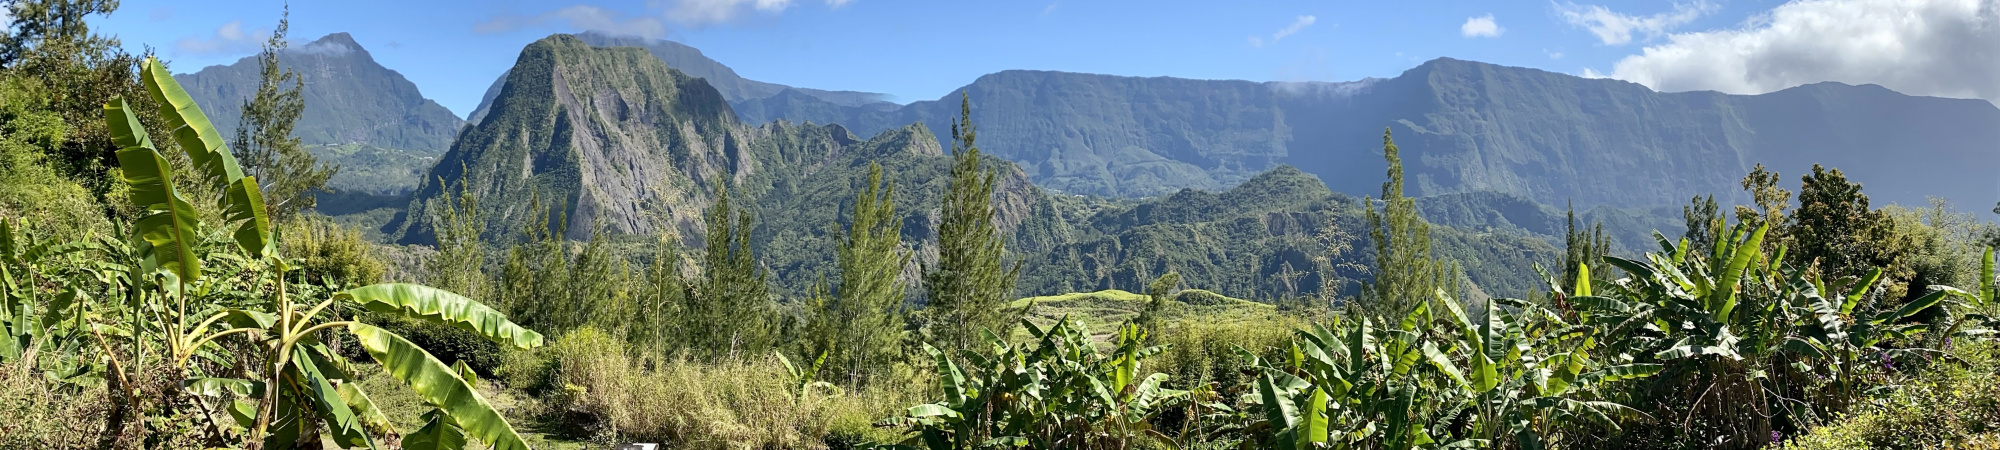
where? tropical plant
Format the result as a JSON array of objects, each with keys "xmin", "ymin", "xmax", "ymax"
[
  {"xmin": 879, "ymin": 318, "xmax": 1192, "ymax": 449},
  {"xmin": 79, "ymin": 57, "xmax": 544, "ymax": 449},
  {"xmin": 1228, "ymin": 285, "xmax": 1656, "ymax": 450},
  {"xmin": 1576, "ymin": 221, "xmax": 1995, "ymax": 448}
]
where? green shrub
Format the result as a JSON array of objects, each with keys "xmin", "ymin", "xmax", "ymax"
[
  {"xmin": 0, "ymin": 364, "xmax": 110, "ymax": 449},
  {"xmin": 1778, "ymin": 344, "xmax": 2000, "ymax": 450},
  {"xmin": 282, "ymin": 217, "xmax": 388, "ymax": 287}
]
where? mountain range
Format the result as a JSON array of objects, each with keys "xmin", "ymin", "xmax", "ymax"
[
  {"xmin": 729, "ymin": 60, "xmax": 2000, "ymax": 208},
  {"xmin": 172, "ymin": 32, "xmax": 465, "ymax": 194}
]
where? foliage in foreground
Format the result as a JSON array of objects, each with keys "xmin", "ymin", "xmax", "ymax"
[{"xmin": 1, "ymin": 56, "xmax": 544, "ymax": 450}]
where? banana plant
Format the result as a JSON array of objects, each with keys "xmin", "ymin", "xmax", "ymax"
[
  {"xmin": 879, "ymin": 318, "xmax": 1190, "ymax": 449},
  {"xmin": 95, "ymin": 57, "xmax": 547, "ymax": 450},
  {"xmin": 1237, "ymin": 288, "xmax": 1652, "ymax": 450},
  {"xmin": 778, "ymin": 349, "xmax": 843, "ymax": 405}
]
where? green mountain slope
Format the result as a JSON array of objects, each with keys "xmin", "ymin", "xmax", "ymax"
[
  {"xmin": 463, "ymin": 32, "xmax": 891, "ymax": 125},
  {"xmin": 396, "ymin": 34, "xmax": 1583, "ymax": 303},
  {"xmin": 393, "ymin": 34, "xmax": 1041, "ymax": 251}
]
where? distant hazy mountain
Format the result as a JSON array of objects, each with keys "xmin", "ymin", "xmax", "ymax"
[
  {"xmin": 462, "ymin": 32, "xmax": 892, "ymax": 125},
  {"xmin": 742, "ymin": 58, "xmax": 2000, "ymax": 208},
  {"xmin": 172, "ymin": 33, "xmax": 464, "ymax": 194},
  {"xmin": 173, "ymin": 32, "xmax": 464, "ymax": 152}
]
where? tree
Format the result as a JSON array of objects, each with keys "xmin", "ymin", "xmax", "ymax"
[
  {"xmin": 1362, "ymin": 128, "xmax": 1455, "ymax": 319},
  {"xmin": 1, "ymin": 0, "xmax": 152, "ymax": 192},
  {"xmin": 1789, "ymin": 164, "xmax": 1901, "ymax": 281},
  {"xmin": 1736, "ymin": 163, "xmax": 1791, "ymax": 234},
  {"xmin": 808, "ymin": 163, "xmax": 912, "ymax": 384},
  {"xmin": 1683, "ymin": 194, "xmax": 1724, "ymax": 258},
  {"xmin": 691, "ymin": 182, "xmax": 773, "ymax": 359},
  {"xmin": 923, "ymin": 93, "xmax": 1020, "ymax": 351},
  {"xmin": 0, "ymin": 0, "xmax": 115, "ymax": 65},
  {"xmin": 1132, "ymin": 272, "xmax": 1180, "ymax": 332},
  {"xmin": 1562, "ymin": 201, "xmax": 1611, "ymax": 288},
  {"xmin": 235, "ymin": 7, "xmax": 334, "ymax": 220}
]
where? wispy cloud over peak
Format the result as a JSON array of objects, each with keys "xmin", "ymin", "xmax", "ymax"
[
  {"xmin": 174, "ymin": 21, "xmax": 269, "ymax": 56},
  {"xmin": 475, "ymin": 5, "xmax": 670, "ymax": 39},
  {"xmin": 1250, "ymin": 15, "xmax": 1317, "ymax": 48},
  {"xmin": 1556, "ymin": 1, "xmax": 1716, "ymax": 45}
]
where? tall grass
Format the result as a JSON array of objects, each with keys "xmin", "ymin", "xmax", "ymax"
[{"xmin": 520, "ymin": 328, "xmax": 925, "ymax": 448}]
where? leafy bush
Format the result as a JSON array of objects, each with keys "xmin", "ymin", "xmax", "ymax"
[
  {"xmin": 1777, "ymin": 344, "xmax": 2000, "ymax": 450},
  {"xmin": 0, "ymin": 364, "xmax": 114, "ymax": 449}
]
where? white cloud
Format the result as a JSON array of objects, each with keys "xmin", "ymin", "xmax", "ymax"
[
  {"xmin": 665, "ymin": 0, "xmax": 797, "ymax": 25},
  {"xmin": 478, "ymin": 0, "xmax": 848, "ymax": 34},
  {"xmin": 1557, "ymin": 1, "xmax": 1717, "ymax": 45},
  {"xmin": 1606, "ymin": 0, "xmax": 2000, "ymax": 105},
  {"xmin": 1250, "ymin": 15, "xmax": 1317, "ymax": 48},
  {"xmin": 1041, "ymin": 2, "xmax": 1060, "ymax": 17},
  {"xmin": 475, "ymin": 5, "xmax": 669, "ymax": 39},
  {"xmin": 173, "ymin": 21, "xmax": 269, "ymax": 56},
  {"xmin": 1462, "ymin": 14, "xmax": 1505, "ymax": 38},
  {"xmin": 1546, "ymin": 49, "xmax": 1565, "ymax": 59}
]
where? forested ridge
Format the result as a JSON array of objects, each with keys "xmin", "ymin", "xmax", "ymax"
[{"xmin": 3, "ymin": 3, "xmax": 2000, "ymax": 450}]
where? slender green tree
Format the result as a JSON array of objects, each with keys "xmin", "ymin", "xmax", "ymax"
[
  {"xmin": 1132, "ymin": 272, "xmax": 1181, "ymax": 333},
  {"xmin": 1736, "ymin": 163, "xmax": 1791, "ymax": 234},
  {"xmin": 808, "ymin": 163, "xmax": 912, "ymax": 384},
  {"xmin": 924, "ymin": 93, "xmax": 1020, "ymax": 351},
  {"xmin": 1362, "ymin": 128, "xmax": 1455, "ymax": 318},
  {"xmin": 1562, "ymin": 201, "xmax": 1611, "ymax": 288},
  {"xmin": 1683, "ymin": 194, "xmax": 1725, "ymax": 259},
  {"xmin": 235, "ymin": 7, "xmax": 334, "ymax": 220},
  {"xmin": 693, "ymin": 182, "xmax": 773, "ymax": 359}
]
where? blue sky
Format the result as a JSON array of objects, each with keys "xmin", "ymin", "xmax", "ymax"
[{"xmin": 91, "ymin": 0, "xmax": 1999, "ymax": 117}]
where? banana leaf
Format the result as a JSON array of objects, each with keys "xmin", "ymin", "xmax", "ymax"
[
  {"xmin": 140, "ymin": 58, "xmax": 244, "ymax": 185},
  {"xmin": 106, "ymin": 97, "xmax": 202, "ymax": 283},
  {"xmin": 341, "ymin": 284, "xmax": 543, "ymax": 349},
  {"xmin": 348, "ymin": 322, "xmax": 530, "ymax": 450}
]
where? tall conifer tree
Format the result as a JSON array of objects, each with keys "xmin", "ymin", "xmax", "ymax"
[
  {"xmin": 694, "ymin": 183, "xmax": 772, "ymax": 359},
  {"xmin": 235, "ymin": 6, "xmax": 334, "ymax": 220},
  {"xmin": 925, "ymin": 94, "xmax": 1020, "ymax": 351},
  {"xmin": 1363, "ymin": 128, "xmax": 1455, "ymax": 318},
  {"xmin": 809, "ymin": 163, "xmax": 912, "ymax": 384}
]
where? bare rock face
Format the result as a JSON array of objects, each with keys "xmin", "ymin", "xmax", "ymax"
[{"xmin": 397, "ymin": 35, "xmax": 1047, "ymax": 251}]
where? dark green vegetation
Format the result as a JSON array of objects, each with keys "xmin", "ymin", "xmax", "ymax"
[{"xmin": 7, "ymin": 3, "xmax": 2000, "ymax": 450}]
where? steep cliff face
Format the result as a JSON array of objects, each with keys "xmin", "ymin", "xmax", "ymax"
[
  {"xmin": 746, "ymin": 57, "xmax": 2000, "ymax": 208},
  {"xmin": 465, "ymin": 32, "xmax": 892, "ymax": 125},
  {"xmin": 397, "ymin": 35, "xmax": 1044, "ymax": 249},
  {"xmin": 397, "ymin": 35, "xmax": 743, "ymax": 243}
]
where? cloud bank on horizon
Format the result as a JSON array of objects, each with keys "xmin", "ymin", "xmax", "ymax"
[
  {"xmin": 1572, "ymin": 0, "xmax": 2000, "ymax": 105},
  {"xmin": 475, "ymin": 0, "xmax": 852, "ymax": 38},
  {"xmin": 174, "ymin": 20, "xmax": 269, "ymax": 56}
]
